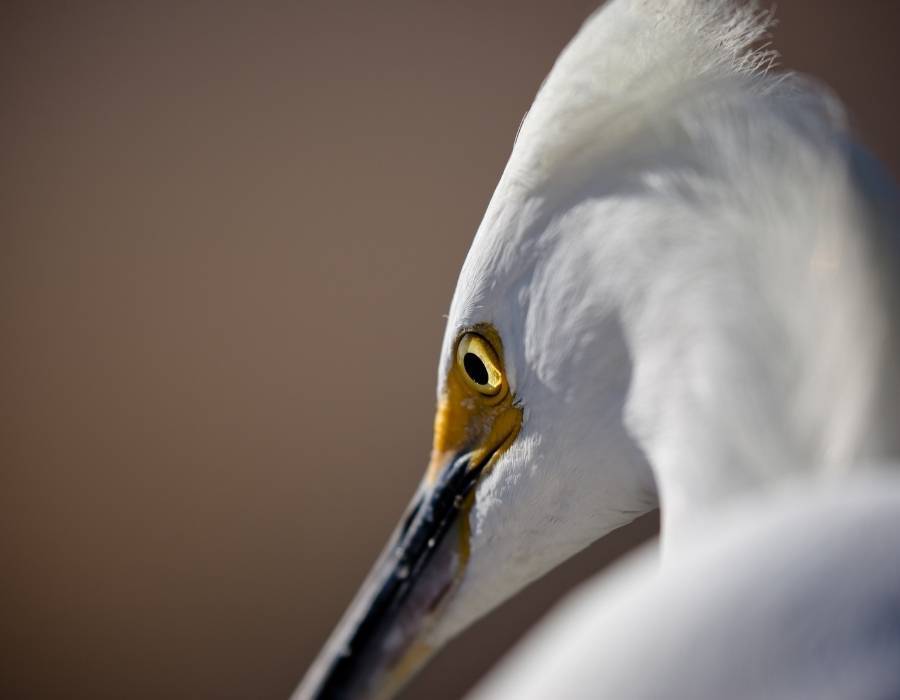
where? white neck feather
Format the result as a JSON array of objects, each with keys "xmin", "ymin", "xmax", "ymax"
[{"xmin": 611, "ymin": 85, "xmax": 900, "ymax": 533}]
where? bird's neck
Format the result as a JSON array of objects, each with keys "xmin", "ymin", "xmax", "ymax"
[
  {"xmin": 536, "ymin": 86, "xmax": 900, "ymax": 531},
  {"xmin": 606, "ymin": 105, "xmax": 900, "ymax": 536}
]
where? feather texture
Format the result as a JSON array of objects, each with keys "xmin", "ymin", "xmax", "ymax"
[{"xmin": 510, "ymin": 0, "xmax": 777, "ymax": 184}]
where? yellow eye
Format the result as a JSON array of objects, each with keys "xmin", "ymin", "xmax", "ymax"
[{"xmin": 456, "ymin": 333, "xmax": 505, "ymax": 396}]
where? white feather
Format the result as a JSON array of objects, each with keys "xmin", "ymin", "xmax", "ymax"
[
  {"xmin": 298, "ymin": 3, "xmax": 900, "ymax": 697},
  {"xmin": 469, "ymin": 471, "xmax": 900, "ymax": 699},
  {"xmin": 429, "ymin": 0, "xmax": 899, "ymax": 646}
]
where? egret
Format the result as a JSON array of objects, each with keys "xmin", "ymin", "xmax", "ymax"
[{"xmin": 295, "ymin": 0, "xmax": 900, "ymax": 697}]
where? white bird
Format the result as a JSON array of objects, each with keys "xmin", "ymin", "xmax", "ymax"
[{"xmin": 295, "ymin": 1, "xmax": 900, "ymax": 698}]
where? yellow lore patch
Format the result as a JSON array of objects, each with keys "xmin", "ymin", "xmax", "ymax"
[
  {"xmin": 383, "ymin": 325, "xmax": 522, "ymax": 693},
  {"xmin": 426, "ymin": 324, "xmax": 522, "ymax": 486}
]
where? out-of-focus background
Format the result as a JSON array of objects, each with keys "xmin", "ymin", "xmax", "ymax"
[{"xmin": 2, "ymin": 1, "xmax": 899, "ymax": 698}]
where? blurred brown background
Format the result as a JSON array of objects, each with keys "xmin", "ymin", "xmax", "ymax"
[{"xmin": 2, "ymin": 1, "xmax": 898, "ymax": 698}]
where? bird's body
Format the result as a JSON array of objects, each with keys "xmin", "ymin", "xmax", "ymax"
[
  {"xmin": 296, "ymin": 1, "xmax": 900, "ymax": 697},
  {"xmin": 471, "ymin": 472, "xmax": 900, "ymax": 699}
]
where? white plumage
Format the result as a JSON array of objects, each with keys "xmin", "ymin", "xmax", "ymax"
[
  {"xmin": 470, "ymin": 474, "xmax": 900, "ymax": 699},
  {"xmin": 432, "ymin": 0, "xmax": 899, "ymax": 641},
  {"xmin": 297, "ymin": 1, "xmax": 900, "ymax": 697}
]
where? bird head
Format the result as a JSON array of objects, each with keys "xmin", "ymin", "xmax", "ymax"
[
  {"xmin": 296, "ymin": 0, "xmax": 783, "ymax": 697},
  {"xmin": 296, "ymin": 181, "xmax": 658, "ymax": 700}
]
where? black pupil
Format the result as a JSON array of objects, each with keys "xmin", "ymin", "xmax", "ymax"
[{"xmin": 463, "ymin": 352, "xmax": 490, "ymax": 385}]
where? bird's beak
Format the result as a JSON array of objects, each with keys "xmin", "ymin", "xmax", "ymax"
[
  {"xmin": 293, "ymin": 450, "xmax": 488, "ymax": 700},
  {"xmin": 297, "ymin": 325, "xmax": 521, "ymax": 698}
]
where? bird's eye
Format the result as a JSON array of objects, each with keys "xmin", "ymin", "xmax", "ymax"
[{"xmin": 456, "ymin": 333, "xmax": 504, "ymax": 396}]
